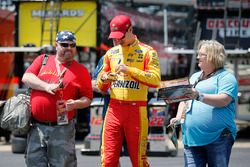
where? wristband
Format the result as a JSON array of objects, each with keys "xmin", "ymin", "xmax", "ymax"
[{"xmin": 196, "ymin": 93, "xmax": 205, "ymax": 102}]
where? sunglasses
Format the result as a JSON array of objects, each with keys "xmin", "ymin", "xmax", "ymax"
[{"xmin": 59, "ymin": 43, "xmax": 76, "ymax": 48}]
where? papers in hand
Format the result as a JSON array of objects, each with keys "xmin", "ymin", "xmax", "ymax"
[{"xmin": 157, "ymin": 78, "xmax": 193, "ymax": 104}]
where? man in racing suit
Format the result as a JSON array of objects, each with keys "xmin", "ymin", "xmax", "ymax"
[{"xmin": 97, "ymin": 15, "xmax": 161, "ymax": 167}]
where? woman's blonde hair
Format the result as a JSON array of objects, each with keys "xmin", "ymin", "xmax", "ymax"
[{"xmin": 197, "ymin": 40, "xmax": 226, "ymax": 69}]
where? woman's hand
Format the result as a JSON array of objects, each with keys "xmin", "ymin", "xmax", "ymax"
[
  {"xmin": 185, "ymin": 88, "xmax": 199, "ymax": 100},
  {"xmin": 169, "ymin": 117, "xmax": 181, "ymax": 127}
]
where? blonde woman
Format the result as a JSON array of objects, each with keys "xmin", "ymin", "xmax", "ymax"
[{"xmin": 171, "ymin": 40, "xmax": 238, "ymax": 167}]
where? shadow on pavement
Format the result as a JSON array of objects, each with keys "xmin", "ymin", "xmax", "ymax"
[{"xmin": 237, "ymin": 126, "xmax": 250, "ymax": 139}]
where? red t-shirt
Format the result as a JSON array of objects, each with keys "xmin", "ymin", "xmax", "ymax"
[{"xmin": 25, "ymin": 54, "xmax": 93, "ymax": 122}]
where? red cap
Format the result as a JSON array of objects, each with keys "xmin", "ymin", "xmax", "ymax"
[{"xmin": 109, "ymin": 15, "xmax": 131, "ymax": 39}]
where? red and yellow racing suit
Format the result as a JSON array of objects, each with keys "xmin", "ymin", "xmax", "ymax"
[{"xmin": 97, "ymin": 38, "xmax": 161, "ymax": 167}]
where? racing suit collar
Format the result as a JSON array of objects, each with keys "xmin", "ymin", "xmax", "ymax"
[{"xmin": 123, "ymin": 36, "xmax": 138, "ymax": 48}]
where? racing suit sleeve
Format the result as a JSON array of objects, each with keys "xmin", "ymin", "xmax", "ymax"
[
  {"xmin": 97, "ymin": 54, "xmax": 111, "ymax": 92},
  {"xmin": 126, "ymin": 49, "xmax": 161, "ymax": 88}
]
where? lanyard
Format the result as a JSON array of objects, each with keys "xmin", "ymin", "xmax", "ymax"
[
  {"xmin": 55, "ymin": 58, "xmax": 68, "ymax": 88},
  {"xmin": 193, "ymin": 67, "xmax": 223, "ymax": 88}
]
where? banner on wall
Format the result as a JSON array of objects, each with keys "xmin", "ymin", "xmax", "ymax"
[
  {"xmin": 19, "ymin": 1, "xmax": 97, "ymax": 47},
  {"xmin": 198, "ymin": 10, "xmax": 250, "ymax": 49}
]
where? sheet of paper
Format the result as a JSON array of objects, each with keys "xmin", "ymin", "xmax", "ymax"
[{"xmin": 158, "ymin": 78, "xmax": 193, "ymax": 104}]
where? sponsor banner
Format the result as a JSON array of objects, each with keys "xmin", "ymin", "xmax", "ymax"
[
  {"xmin": 200, "ymin": 15, "xmax": 250, "ymax": 49},
  {"xmin": 206, "ymin": 18, "xmax": 250, "ymax": 38},
  {"xmin": 19, "ymin": 1, "xmax": 97, "ymax": 47}
]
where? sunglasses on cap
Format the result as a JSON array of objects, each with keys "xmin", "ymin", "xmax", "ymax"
[{"xmin": 59, "ymin": 43, "xmax": 76, "ymax": 48}]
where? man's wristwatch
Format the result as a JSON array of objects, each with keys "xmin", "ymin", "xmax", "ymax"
[{"xmin": 196, "ymin": 92, "xmax": 205, "ymax": 102}]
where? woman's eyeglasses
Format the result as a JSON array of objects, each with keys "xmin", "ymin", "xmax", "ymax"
[
  {"xmin": 59, "ymin": 43, "xmax": 76, "ymax": 48},
  {"xmin": 197, "ymin": 52, "xmax": 207, "ymax": 57}
]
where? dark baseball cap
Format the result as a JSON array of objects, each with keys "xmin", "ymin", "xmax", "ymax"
[{"xmin": 109, "ymin": 15, "xmax": 131, "ymax": 39}]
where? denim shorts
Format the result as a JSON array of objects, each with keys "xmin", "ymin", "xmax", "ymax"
[{"xmin": 184, "ymin": 128, "xmax": 234, "ymax": 167}]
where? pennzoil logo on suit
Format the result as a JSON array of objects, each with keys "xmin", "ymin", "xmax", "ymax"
[{"xmin": 112, "ymin": 80, "xmax": 140, "ymax": 90}]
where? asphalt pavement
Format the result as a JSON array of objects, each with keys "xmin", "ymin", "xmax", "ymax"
[{"xmin": 1, "ymin": 127, "xmax": 250, "ymax": 167}]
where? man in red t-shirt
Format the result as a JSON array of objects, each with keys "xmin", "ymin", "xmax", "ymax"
[{"xmin": 22, "ymin": 30, "xmax": 93, "ymax": 167}]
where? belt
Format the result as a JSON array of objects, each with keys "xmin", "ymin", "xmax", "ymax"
[
  {"xmin": 32, "ymin": 119, "xmax": 58, "ymax": 126},
  {"xmin": 110, "ymin": 99, "xmax": 147, "ymax": 106}
]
